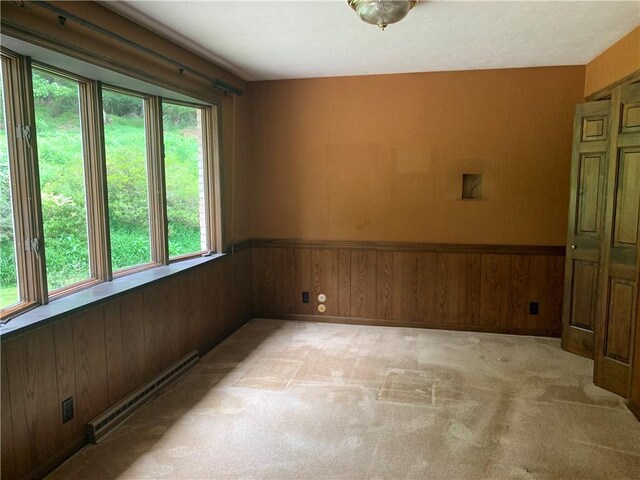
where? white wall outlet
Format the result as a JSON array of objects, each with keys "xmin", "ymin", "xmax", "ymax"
[{"xmin": 318, "ymin": 293, "xmax": 327, "ymax": 303}]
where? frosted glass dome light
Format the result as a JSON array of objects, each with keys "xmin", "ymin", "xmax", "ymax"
[{"xmin": 347, "ymin": 0, "xmax": 418, "ymax": 30}]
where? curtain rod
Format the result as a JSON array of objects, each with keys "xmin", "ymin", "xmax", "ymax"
[{"xmin": 32, "ymin": 1, "xmax": 244, "ymax": 97}]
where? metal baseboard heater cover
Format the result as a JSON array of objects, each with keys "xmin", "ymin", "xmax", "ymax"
[{"xmin": 88, "ymin": 350, "xmax": 199, "ymax": 442}]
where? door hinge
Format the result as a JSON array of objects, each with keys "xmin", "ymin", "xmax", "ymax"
[
  {"xmin": 16, "ymin": 125, "xmax": 32, "ymax": 146},
  {"xmin": 24, "ymin": 237, "xmax": 40, "ymax": 257}
]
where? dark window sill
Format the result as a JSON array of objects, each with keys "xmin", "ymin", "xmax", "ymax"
[{"xmin": 0, "ymin": 253, "xmax": 226, "ymax": 342}]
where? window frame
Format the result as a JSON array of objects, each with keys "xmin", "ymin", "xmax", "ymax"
[
  {"xmin": 0, "ymin": 46, "xmax": 222, "ymax": 323},
  {"xmin": 0, "ymin": 49, "xmax": 46, "ymax": 321},
  {"xmin": 101, "ymin": 84, "xmax": 163, "ymax": 278},
  {"xmin": 161, "ymin": 98, "xmax": 220, "ymax": 262},
  {"xmin": 31, "ymin": 62, "xmax": 108, "ymax": 299}
]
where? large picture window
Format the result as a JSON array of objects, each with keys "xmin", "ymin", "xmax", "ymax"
[{"xmin": 0, "ymin": 46, "xmax": 221, "ymax": 323}]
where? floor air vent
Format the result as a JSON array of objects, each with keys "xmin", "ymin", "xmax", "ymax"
[{"xmin": 88, "ymin": 350, "xmax": 199, "ymax": 443}]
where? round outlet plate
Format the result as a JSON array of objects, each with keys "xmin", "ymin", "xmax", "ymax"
[
  {"xmin": 318, "ymin": 304, "xmax": 327, "ymax": 313},
  {"xmin": 318, "ymin": 293, "xmax": 327, "ymax": 303}
]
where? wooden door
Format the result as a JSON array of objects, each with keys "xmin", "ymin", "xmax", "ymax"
[
  {"xmin": 629, "ymin": 266, "xmax": 640, "ymax": 419},
  {"xmin": 594, "ymin": 82, "xmax": 640, "ymax": 397},
  {"xmin": 562, "ymin": 100, "xmax": 611, "ymax": 358}
]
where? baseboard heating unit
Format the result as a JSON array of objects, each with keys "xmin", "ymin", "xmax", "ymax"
[{"xmin": 87, "ymin": 350, "xmax": 199, "ymax": 442}]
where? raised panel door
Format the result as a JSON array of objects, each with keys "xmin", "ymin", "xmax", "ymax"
[
  {"xmin": 562, "ymin": 100, "xmax": 611, "ymax": 358},
  {"xmin": 594, "ymin": 82, "xmax": 640, "ymax": 397}
]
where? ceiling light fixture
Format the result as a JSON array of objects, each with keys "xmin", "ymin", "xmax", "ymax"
[{"xmin": 347, "ymin": 0, "xmax": 417, "ymax": 30}]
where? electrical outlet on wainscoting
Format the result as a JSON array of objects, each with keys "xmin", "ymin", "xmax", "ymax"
[
  {"xmin": 62, "ymin": 397, "xmax": 73, "ymax": 423},
  {"xmin": 529, "ymin": 302, "xmax": 539, "ymax": 315}
]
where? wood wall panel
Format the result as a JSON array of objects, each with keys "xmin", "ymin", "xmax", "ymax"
[
  {"xmin": 375, "ymin": 251, "xmax": 400, "ymax": 321},
  {"xmin": 142, "ymin": 285, "xmax": 164, "ymax": 382},
  {"xmin": 276, "ymin": 248, "xmax": 296, "ymax": 315},
  {"xmin": 293, "ymin": 248, "xmax": 313, "ymax": 315},
  {"xmin": 465, "ymin": 254, "xmax": 483, "ymax": 326},
  {"xmin": 72, "ymin": 308, "xmax": 110, "ymax": 429},
  {"xmin": 4, "ymin": 326, "xmax": 59, "ymax": 473},
  {"xmin": 350, "ymin": 250, "xmax": 377, "ymax": 319},
  {"xmin": 103, "ymin": 300, "xmax": 126, "ymax": 406},
  {"xmin": 549, "ymin": 256, "xmax": 565, "ymax": 332},
  {"xmin": 187, "ymin": 267, "xmax": 206, "ymax": 353},
  {"xmin": 118, "ymin": 291, "xmax": 148, "ymax": 393},
  {"xmin": 0, "ymin": 251, "xmax": 252, "ymax": 480},
  {"xmin": 511, "ymin": 255, "xmax": 562, "ymax": 332},
  {"xmin": 252, "ymin": 243, "xmax": 564, "ymax": 336},
  {"xmin": 207, "ymin": 260, "xmax": 224, "ymax": 342},
  {"xmin": 233, "ymin": 250, "xmax": 253, "ymax": 326},
  {"xmin": 399, "ymin": 252, "xmax": 420, "ymax": 322},
  {"xmin": 52, "ymin": 321, "xmax": 78, "ymax": 443},
  {"xmin": 436, "ymin": 253, "xmax": 481, "ymax": 326},
  {"xmin": 480, "ymin": 255, "xmax": 512, "ymax": 328},
  {"xmin": 338, "ymin": 250, "xmax": 351, "ymax": 317},
  {"xmin": 416, "ymin": 253, "xmax": 439, "ymax": 325},
  {"xmin": 313, "ymin": 249, "xmax": 339, "ymax": 316},
  {"xmin": 1, "ymin": 348, "xmax": 16, "ymax": 480},
  {"xmin": 161, "ymin": 277, "xmax": 189, "ymax": 368}
]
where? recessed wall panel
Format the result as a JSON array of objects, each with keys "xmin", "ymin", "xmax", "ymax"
[
  {"xmin": 570, "ymin": 261, "xmax": 598, "ymax": 330},
  {"xmin": 614, "ymin": 150, "xmax": 640, "ymax": 246},
  {"xmin": 605, "ymin": 279, "xmax": 635, "ymax": 362},
  {"xmin": 577, "ymin": 154, "xmax": 603, "ymax": 235}
]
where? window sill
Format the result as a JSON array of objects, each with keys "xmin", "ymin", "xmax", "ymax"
[{"xmin": 0, "ymin": 253, "xmax": 227, "ymax": 342}]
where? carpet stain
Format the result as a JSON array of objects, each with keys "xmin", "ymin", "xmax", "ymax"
[{"xmin": 235, "ymin": 357, "xmax": 303, "ymax": 390}]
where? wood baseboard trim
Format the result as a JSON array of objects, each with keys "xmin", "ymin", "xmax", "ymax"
[
  {"xmin": 24, "ymin": 435, "xmax": 87, "ymax": 480},
  {"xmin": 250, "ymin": 238, "xmax": 565, "ymax": 256},
  {"xmin": 256, "ymin": 313, "xmax": 561, "ymax": 338}
]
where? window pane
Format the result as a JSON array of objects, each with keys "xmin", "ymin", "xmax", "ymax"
[
  {"xmin": 104, "ymin": 90, "xmax": 152, "ymax": 271},
  {"xmin": 163, "ymin": 103, "xmax": 206, "ymax": 257},
  {"xmin": 33, "ymin": 69, "xmax": 91, "ymax": 292},
  {"xmin": 0, "ymin": 67, "xmax": 20, "ymax": 309}
]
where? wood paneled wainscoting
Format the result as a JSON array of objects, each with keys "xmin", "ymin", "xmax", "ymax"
[
  {"xmin": 252, "ymin": 240, "xmax": 565, "ymax": 336},
  {"xmin": 0, "ymin": 249, "xmax": 252, "ymax": 480}
]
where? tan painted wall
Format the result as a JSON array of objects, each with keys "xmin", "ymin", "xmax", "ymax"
[
  {"xmin": 585, "ymin": 27, "xmax": 640, "ymax": 98},
  {"xmin": 249, "ymin": 66, "xmax": 585, "ymax": 246}
]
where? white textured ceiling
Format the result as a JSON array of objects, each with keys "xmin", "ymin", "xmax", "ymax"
[{"xmin": 104, "ymin": 1, "xmax": 640, "ymax": 81}]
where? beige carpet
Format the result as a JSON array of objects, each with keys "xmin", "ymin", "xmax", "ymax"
[{"xmin": 49, "ymin": 319, "xmax": 640, "ymax": 480}]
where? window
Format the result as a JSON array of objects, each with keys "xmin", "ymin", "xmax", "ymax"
[
  {"xmin": 0, "ymin": 67, "xmax": 19, "ymax": 309},
  {"xmin": 0, "ymin": 46, "xmax": 222, "ymax": 322},
  {"xmin": 33, "ymin": 67, "xmax": 92, "ymax": 293},
  {"xmin": 103, "ymin": 89, "xmax": 153, "ymax": 273},
  {"xmin": 162, "ymin": 102, "xmax": 208, "ymax": 258}
]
